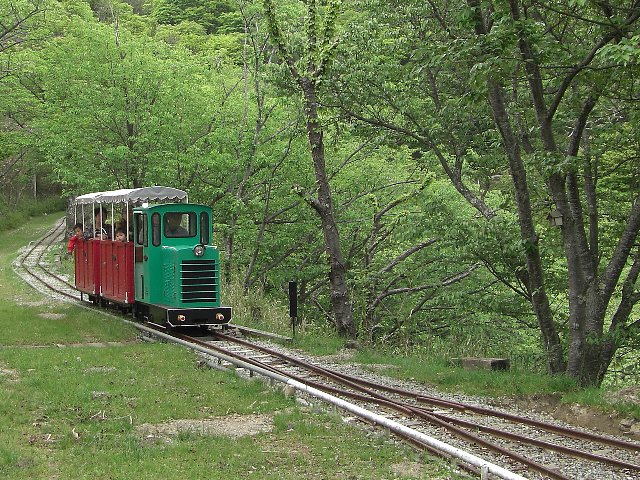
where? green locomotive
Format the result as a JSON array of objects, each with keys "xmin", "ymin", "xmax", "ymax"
[{"xmin": 132, "ymin": 202, "xmax": 231, "ymax": 328}]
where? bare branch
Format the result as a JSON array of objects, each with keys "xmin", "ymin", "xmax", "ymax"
[
  {"xmin": 376, "ymin": 239, "xmax": 437, "ymax": 277},
  {"xmin": 370, "ymin": 264, "xmax": 479, "ymax": 312}
]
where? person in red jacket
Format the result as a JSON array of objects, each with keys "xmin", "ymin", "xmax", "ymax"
[{"xmin": 67, "ymin": 223, "xmax": 84, "ymax": 255}]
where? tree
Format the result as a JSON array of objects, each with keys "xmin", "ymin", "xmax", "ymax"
[
  {"xmin": 469, "ymin": 0, "xmax": 640, "ymax": 386},
  {"xmin": 262, "ymin": 0, "xmax": 355, "ymax": 337},
  {"xmin": 329, "ymin": 0, "xmax": 640, "ymax": 385},
  {"xmin": 25, "ymin": 8, "xmax": 233, "ymax": 192},
  {"xmin": 0, "ymin": 0, "xmax": 45, "ymax": 80},
  {"xmin": 152, "ymin": 0, "xmax": 242, "ymax": 34},
  {"xmin": 0, "ymin": 0, "xmax": 49, "ymax": 204}
]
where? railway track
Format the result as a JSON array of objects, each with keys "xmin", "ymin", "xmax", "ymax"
[
  {"xmin": 14, "ymin": 218, "xmax": 640, "ymax": 480},
  {"xmin": 177, "ymin": 331, "xmax": 640, "ymax": 480},
  {"xmin": 13, "ymin": 218, "xmax": 83, "ymax": 302}
]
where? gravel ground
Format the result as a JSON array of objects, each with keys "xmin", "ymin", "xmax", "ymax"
[{"xmin": 248, "ymin": 339, "xmax": 640, "ymax": 480}]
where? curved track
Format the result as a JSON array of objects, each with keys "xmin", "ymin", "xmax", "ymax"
[
  {"xmin": 185, "ymin": 331, "xmax": 640, "ymax": 480},
  {"xmin": 14, "ymin": 218, "xmax": 82, "ymax": 302},
  {"xmin": 16, "ymin": 218, "xmax": 640, "ymax": 480}
]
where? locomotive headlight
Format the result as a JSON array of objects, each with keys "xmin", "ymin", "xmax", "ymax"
[{"xmin": 193, "ymin": 244, "xmax": 206, "ymax": 257}]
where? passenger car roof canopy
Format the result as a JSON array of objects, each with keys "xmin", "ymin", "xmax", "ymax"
[
  {"xmin": 74, "ymin": 191, "xmax": 108, "ymax": 205},
  {"xmin": 73, "ymin": 187, "xmax": 188, "ymax": 205}
]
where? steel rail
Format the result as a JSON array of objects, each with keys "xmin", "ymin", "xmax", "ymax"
[
  {"xmin": 211, "ymin": 332, "xmax": 640, "ymax": 476},
  {"xmin": 215, "ymin": 331, "xmax": 640, "ymax": 453},
  {"xmin": 202, "ymin": 333, "xmax": 575, "ymax": 480},
  {"xmin": 29, "ymin": 218, "xmax": 83, "ymax": 292},
  {"xmin": 15, "ymin": 219, "xmax": 82, "ymax": 303},
  {"xmin": 422, "ymin": 408, "xmax": 640, "ymax": 471}
]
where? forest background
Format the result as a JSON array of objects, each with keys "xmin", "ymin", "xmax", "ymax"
[{"xmin": 1, "ymin": 0, "xmax": 639, "ymax": 388}]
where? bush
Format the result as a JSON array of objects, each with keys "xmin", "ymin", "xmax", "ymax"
[{"xmin": 0, "ymin": 196, "xmax": 67, "ymax": 233}]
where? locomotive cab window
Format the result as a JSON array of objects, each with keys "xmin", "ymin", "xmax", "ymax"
[
  {"xmin": 151, "ymin": 213, "xmax": 162, "ymax": 246},
  {"xmin": 200, "ymin": 212, "xmax": 209, "ymax": 245},
  {"xmin": 135, "ymin": 213, "xmax": 148, "ymax": 246},
  {"xmin": 164, "ymin": 212, "xmax": 196, "ymax": 238}
]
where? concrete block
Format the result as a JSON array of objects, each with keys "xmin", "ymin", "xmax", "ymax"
[{"xmin": 450, "ymin": 357, "xmax": 510, "ymax": 371}]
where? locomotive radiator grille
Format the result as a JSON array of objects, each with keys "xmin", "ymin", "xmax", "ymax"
[{"xmin": 180, "ymin": 260, "xmax": 218, "ymax": 303}]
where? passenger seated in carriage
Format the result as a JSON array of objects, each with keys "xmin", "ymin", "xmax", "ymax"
[
  {"xmin": 116, "ymin": 206, "xmax": 134, "ymax": 240},
  {"xmin": 91, "ymin": 207, "xmax": 111, "ymax": 239},
  {"xmin": 114, "ymin": 228, "xmax": 127, "ymax": 242}
]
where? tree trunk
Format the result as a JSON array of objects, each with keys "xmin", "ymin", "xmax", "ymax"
[
  {"xmin": 261, "ymin": 0, "xmax": 355, "ymax": 337},
  {"xmin": 483, "ymin": 77, "xmax": 566, "ymax": 373},
  {"xmin": 467, "ymin": 0, "xmax": 564, "ymax": 373},
  {"xmin": 300, "ymin": 78, "xmax": 355, "ymax": 338}
]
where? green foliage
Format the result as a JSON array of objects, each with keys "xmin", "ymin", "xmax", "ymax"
[
  {"xmin": 23, "ymin": 15, "xmax": 246, "ymax": 192},
  {"xmin": 152, "ymin": 0, "xmax": 242, "ymax": 34},
  {"xmin": 222, "ymin": 275, "xmax": 291, "ymax": 336},
  {"xmin": 263, "ymin": 0, "xmax": 343, "ymax": 83},
  {"xmin": 0, "ymin": 197, "xmax": 66, "ymax": 233},
  {"xmin": 598, "ymin": 35, "xmax": 640, "ymax": 66},
  {"xmin": 3, "ymin": 0, "xmax": 640, "ymax": 386},
  {"xmin": 152, "ymin": 21, "xmax": 244, "ymax": 58}
]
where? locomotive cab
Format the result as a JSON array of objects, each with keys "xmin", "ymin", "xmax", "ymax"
[{"xmin": 133, "ymin": 203, "xmax": 231, "ymax": 328}]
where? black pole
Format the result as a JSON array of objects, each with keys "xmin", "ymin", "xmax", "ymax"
[{"xmin": 288, "ymin": 281, "xmax": 298, "ymax": 336}]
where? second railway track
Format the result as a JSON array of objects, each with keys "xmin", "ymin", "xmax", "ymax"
[{"xmin": 14, "ymin": 218, "xmax": 640, "ymax": 480}]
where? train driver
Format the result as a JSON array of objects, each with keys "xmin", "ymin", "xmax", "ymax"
[{"xmin": 164, "ymin": 212, "xmax": 189, "ymax": 237}]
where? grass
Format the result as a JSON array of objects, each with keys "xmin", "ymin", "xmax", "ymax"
[
  {"xmin": 1, "ymin": 212, "xmax": 462, "ymax": 480},
  {"xmin": 562, "ymin": 388, "xmax": 640, "ymax": 419},
  {"xmin": 348, "ymin": 349, "xmax": 574, "ymax": 396},
  {"xmin": 291, "ymin": 330, "xmax": 347, "ymax": 356},
  {"xmin": 0, "ymin": 197, "xmax": 67, "ymax": 234},
  {"xmin": 1, "ymin": 347, "xmax": 457, "ymax": 480},
  {"xmin": 0, "ymin": 212, "xmax": 136, "ymax": 346}
]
